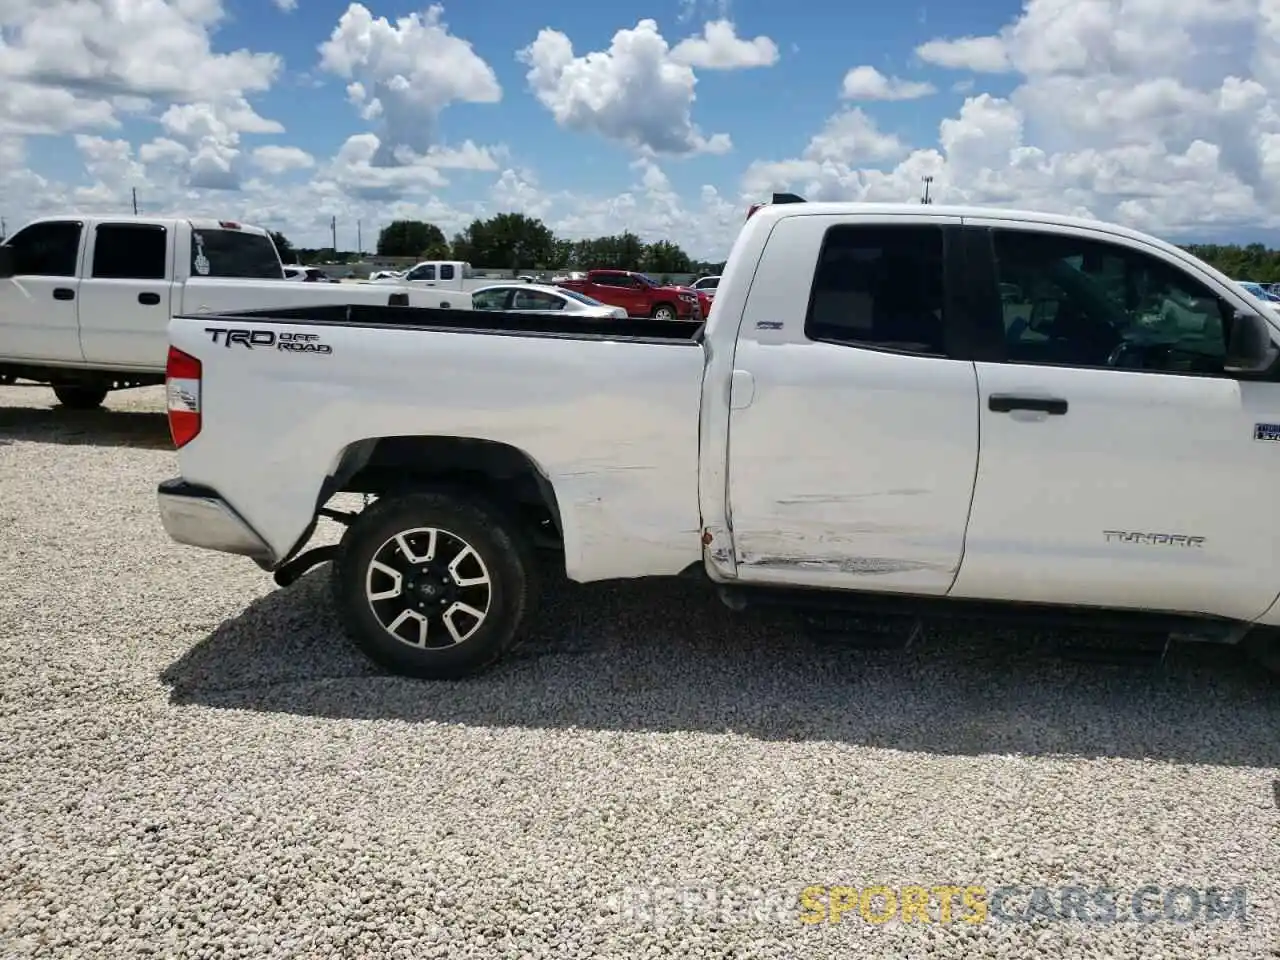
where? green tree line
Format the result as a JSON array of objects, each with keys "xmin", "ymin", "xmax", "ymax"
[
  {"xmin": 271, "ymin": 214, "xmax": 725, "ymax": 274},
  {"xmin": 382, "ymin": 213, "xmax": 720, "ymax": 274},
  {"xmin": 1179, "ymin": 243, "xmax": 1280, "ymax": 283}
]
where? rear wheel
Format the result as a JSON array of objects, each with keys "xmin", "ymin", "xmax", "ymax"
[
  {"xmin": 651, "ymin": 303, "xmax": 677, "ymax": 321},
  {"xmin": 331, "ymin": 490, "xmax": 536, "ymax": 679},
  {"xmin": 53, "ymin": 385, "xmax": 108, "ymax": 410}
]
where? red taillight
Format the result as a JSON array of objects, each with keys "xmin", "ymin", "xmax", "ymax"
[
  {"xmin": 218, "ymin": 220, "xmax": 241, "ymax": 230},
  {"xmin": 165, "ymin": 346, "xmax": 201, "ymax": 448}
]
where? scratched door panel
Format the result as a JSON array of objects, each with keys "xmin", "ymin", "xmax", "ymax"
[
  {"xmin": 723, "ymin": 212, "xmax": 980, "ymax": 596},
  {"xmin": 727, "ymin": 339, "xmax": 978, "ymax": 594}
]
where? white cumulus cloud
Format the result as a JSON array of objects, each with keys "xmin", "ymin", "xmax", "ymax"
[
  {"xmin": 519, "ymin": 18, "xmax": 733, "ymax": 156},
  {"xmin": 319, "ymin": 3, "xmax": 501, "ymax": 165},
  {"xmin": 670, "ymin": 20, "xmax": 779, "ymax": 70},
  {"xmin": 840, "ymin": 65, "xmax": 936, "ymax": 101}
]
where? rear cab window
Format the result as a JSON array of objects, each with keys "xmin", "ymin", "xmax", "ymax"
[
  {"xmin": 804, "ymin": 224, "xmax": 949, "ymax": 356},
  {"xmin": 191, "ymin": 228, "xmax": 282, "ymax": 279}
]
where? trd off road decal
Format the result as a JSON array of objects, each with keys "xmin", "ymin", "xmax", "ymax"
[{"xmin": 205, "ymin": 328, "xmax": 333, "ymax": 354}]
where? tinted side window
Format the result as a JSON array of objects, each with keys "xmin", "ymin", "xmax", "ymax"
[
  {"xmin": 407, "ymin": 264, "xmax": 436, "ymax": 281},
  {"xmin": 439, "ymin": 264, "xmax": 455, "ymax": 280},
  {"xmin": 472, "ymin": 289, "xmax": 509, "ymax": 310},
  {"xmin": 993, "ymin": 230, "xmax": 1232, "ymax": 374},
  {"xmin": 93, "ymin": 224, "xmax": 167, "ymax": 280},
  {"xmin": 512, "ymin": 289, "xmax": 564, "ymax": 310},
  {"xmin": 804, "ymin": 225, "xmax": 947, "ymax": 355},
  {"xmin": 191, "ymin": 229, "xmax": 282, "ymax": 279},
  {"xmin": 6, "ymin": 221, "xmax": 82, "ymax": 277}
]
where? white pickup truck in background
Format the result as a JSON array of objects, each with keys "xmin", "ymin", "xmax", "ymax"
[
  {"xmin": 156, "ymin": 196, "xmax": 1280, "ymax": 682},
  {"xmin": 362, "ymin": 260, "xmax": 478, "ymax": 291},
  {"xmin": 0, "ymin": 216, "xmax": 469, "ymax": 408}
]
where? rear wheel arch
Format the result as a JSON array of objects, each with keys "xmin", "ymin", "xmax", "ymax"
[{"xmin": 332, "ymin": 435, "xmax": 564, "ymax": 548}]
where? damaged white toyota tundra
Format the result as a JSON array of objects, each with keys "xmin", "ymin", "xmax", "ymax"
[{"xmin": 156, "ymin": 195, "xmax": 1280, "ymax": 680}]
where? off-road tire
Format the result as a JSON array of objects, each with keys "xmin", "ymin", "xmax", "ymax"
[
  {"xmin": 53, "ymin": 385, "xmax": 109, "ymax": 410},
  {"xmin": 331, "ymin": 490, "xmax": 537, "ymax": 679}
]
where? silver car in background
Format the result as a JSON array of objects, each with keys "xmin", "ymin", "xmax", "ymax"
[{"xmin": 471, "ymin": 283, "xmax": 628, "ymax": 319}]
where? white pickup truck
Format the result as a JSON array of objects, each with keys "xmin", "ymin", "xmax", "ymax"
[
  {"xmin": 363, "ymin": 260, "xmax": 476, "ymax": 290},
  {"xmin": 156, "ymin": 196, "xmax": 1280, "ymax": 680},
  {"xmin": 0, "ymin": 215, "xmax": 469, "ymax": 408}
]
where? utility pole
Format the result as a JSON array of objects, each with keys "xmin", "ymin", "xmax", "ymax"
[
  {"xmin": 330, "ymin": 215, "xmax": 337, "ymax": 253},
  {"xmin": 920, "ymin": 176, "xmax": 933, "ymax": 205},
  {"xmin": 1, "ymin": 217, "xmax": 6, "ymax": 241},
  {"xmin": 132, "ymin": 187, "xmax": 138, "ymax": 214},
  {"xmin": 357, "ymin": 219, "xmax": 362, "ymax": 257}
]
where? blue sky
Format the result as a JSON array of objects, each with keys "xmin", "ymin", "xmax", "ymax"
[
  {"xmin": 252, "ymin": 0, "xmax": 1005, "ymax": 197},
  {"xmin": 208, "ymin": 0, "xmax": 1016, "ymax": 207},
  {"xmin": 2, "ymin": 0, "xmax": 1279, "ymax": 257}
]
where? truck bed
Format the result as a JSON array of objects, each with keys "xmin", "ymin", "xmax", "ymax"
[
  {"xmin": 188, "ymin": 303, "xmax": 705, "ymax": 345},
  {"xmin": 166, "ymin": 303, "xmax": 708, "ymax": 583}
]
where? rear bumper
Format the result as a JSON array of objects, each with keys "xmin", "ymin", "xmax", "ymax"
[
  {"xmin": 157, "ymin": 478, "xmax": 277, "ymax": 570},
  {"xmin": 679, "ymin": 300, "xmax": 703, "ymax": 321}
]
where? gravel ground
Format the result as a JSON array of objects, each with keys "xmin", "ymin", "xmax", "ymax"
[{"xmin": 0, "ymin": 381, "xmax": 1277, "ymax": 960}]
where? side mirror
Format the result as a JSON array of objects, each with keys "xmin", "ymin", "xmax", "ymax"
[
  {"xmin": 1225, "ymin": 310, "xmax": 1279, "ymax": 374},
  {"xmin": 0, "ymin": 245, "xmax": 14, "ymax": 279}
]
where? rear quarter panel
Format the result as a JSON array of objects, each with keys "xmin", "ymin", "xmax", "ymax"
[{"xmin": 168, "ymin": 317, "xmax": 706, "ymax": 582}]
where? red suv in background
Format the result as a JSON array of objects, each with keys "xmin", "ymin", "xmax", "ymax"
[{"xmin": 557, "ymin": 269, "xmax": 710, "ymax": 321}]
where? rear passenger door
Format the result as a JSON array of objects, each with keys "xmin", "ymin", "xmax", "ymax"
[
  {"xmin": 78, "ymin": 222, "xmax": 174, "ymax": 366},
  {"xmin": 950, "ymin": 219, "xmax": 1280, "ymax": 621},
  {"xmin": 725, "ymin": 214, "xmax": 981, "ymax": 595}
]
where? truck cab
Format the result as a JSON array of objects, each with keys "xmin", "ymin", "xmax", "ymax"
[{"xmin": 367, "ymin": 260, "xmax": 473, "ymax": 291}]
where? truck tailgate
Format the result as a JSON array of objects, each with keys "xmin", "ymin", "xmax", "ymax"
[{"xmin": 165, "ymin": 309, "xmax": 707, "ymax": 581}]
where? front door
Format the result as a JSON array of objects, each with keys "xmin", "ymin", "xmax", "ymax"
[
  {"xmin": 78, "ymin": 222, "xmax": 174, "ymax": 366},
  {"xmin": 725, "ymin": 213, "xmax": 981, "ymax": 595},
  {"xmin": 0, "ymin": 220, "xmax": 84, "ymax": 362},
  {"xmin": 949, "ymin": 219, "xmax": 1280, "ymax": 621}
]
